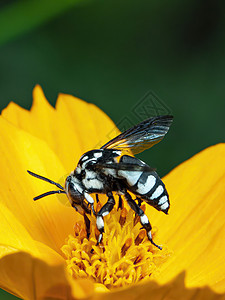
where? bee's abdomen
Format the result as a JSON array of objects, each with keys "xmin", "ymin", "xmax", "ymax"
[
  {"xmin": 118, "ymin": 155, "xmax": 170, "ymax": 214},
  {"xmin": 135, "ymin": 172, "xmax": 170, "ymax": 213}
]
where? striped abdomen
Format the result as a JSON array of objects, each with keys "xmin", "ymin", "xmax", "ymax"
[{"xmin": 118, "ymin": 155, "xmax": 170, "ymax": 214}]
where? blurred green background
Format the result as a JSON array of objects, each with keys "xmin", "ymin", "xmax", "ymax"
[{"xmin": 0, "ymin": 0, "xmax": 225, "ymax": 298}]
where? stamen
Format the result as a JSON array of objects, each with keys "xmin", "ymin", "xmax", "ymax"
[
  {"xmin": 121, "ymin": 238, "xmax": 132, "ymax": 256},
  {"xmin": 95, "ymin": 227, "xmax": 100, "ymax": 241},
  {"xmin": 61, "ymin": 204, "xmax": 172, "ymax": 289},
  {"xmin": 96, "ymin": 202, "xmax": 102, "ymax": 214},
  {"xmin": 79, "ymin": 228, "xmax": 87, "ymax": 242},
  {"xmin": 119, "ymin": 207, "xmax": 128, "ymax": 226},
  {"xmin": 135, "ymin": 229, "xmax": 146, "ymax": 245},
  {"xmin": 74, "ymin": 222, "xmax": 82, "ymax": 236}
]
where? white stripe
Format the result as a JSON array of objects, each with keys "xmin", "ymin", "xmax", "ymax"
[
  {"xmin": 102, "ymin": 211, "xmax": 109, "ymax": 217},
  {"xmin": 118, "ymin": 170, "xmax": 141, "ymax": 186},
  {"xmin": 94, "ymin": 152, "xmax": 103, "ymax": 158},
  {"xmin": 70, "ymin": 177, "xmax": 84, "ymax": 194},
  {"xmin": 140, "ymin": 214, "xmax": 149, "ymax": 225},
  {"xmin": 82, "ymin": 155, "xmax": 89, "ymax": 161},
  {"xmin": 158, "ymin": 195, "xmax": 168, "ymax": 205},
  {"xmin": 147, "ymin": 231, "xmax": 152, "ymax": 239},
  {"xmin": 96, "ymin": 216, "xmax": 104, "ymax": 230},
  {"xmin": 151, "ymin": 185, "xmax": 164, "ymax": 199},
  {"xmin": 76, "ymin": 166, "xmax": 81, "ymax": 174},
  {"xmin": 103, "ymin": 168, "xmax": 117, "ymax": 177},
  {"xmin": 83, "ymin": 178, "xmax": 104, "ymax": 190},
  {"xmin": 82, "ymin": 157, "xmax": 97, "ymax": 167},
  {"xmin": 84, "ymin": 192, "xmax": 94, "ymax": 204},
  {"xmin": 113, "ymin": 150, "xmax": 121, "ymax": 155},
  {"xmin": 161, "ymin": 202, "xmax": 169, "ymax": 210},
  {"xmin": 137, "ymin": 175, "xmax": 156, "ymax": 194}
]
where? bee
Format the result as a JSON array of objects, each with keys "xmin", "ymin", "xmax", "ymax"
[{"xmin": 28, "ymin": 115, "xmax": 173, "ymax": 250}]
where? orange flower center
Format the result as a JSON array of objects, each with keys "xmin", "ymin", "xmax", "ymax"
[{"xmin": 61, "ymin": 202, "xmax": 171, "ymax": 289}]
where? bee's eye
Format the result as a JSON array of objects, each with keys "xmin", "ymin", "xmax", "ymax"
[
  {"xmin": 86, "ymin": 161, "xmax": 95, "ymax": 170},
  {"xmin": 81, "ymin": 170, "xmax": 86, "ymax": 179}
]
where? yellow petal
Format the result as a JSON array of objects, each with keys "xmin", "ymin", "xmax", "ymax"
[
  {"xmin": 0, "ymin": 251, "xmax": 93, "ymax": 300},
  {"xmin": 0, "ymin": 115, "xmax": 95, "ymax": 299},
  {"xmin": 1, "ymin": 85, "xmax": 55, "ymax": 152},
  {"xmin": 54, "ymin": 92, "xmax": 120, "ymax": 171},
  {"xmin": 0, "ymin": 86, "xmax": 118, "ymax": 299},
  {"xmin": 0, "ymin": 116, "xmax": 80, "ymax": 254},
  {"xmin": 0, "ymin": 200, "xmax": 63, "ymax": 263},
  {"xmin": 0, "ymin": 194, "xmax": 87, "ymax": 299},
  {"xmin": 2, "ymin": 86, "xmax": 224, "ymax": 298},
  {"xmin": 147, "ymin": 144, "xmax": 225, "ymax": 294},
  {"xmin": 2, "ymin": 85, "xmax": 119, "ymax": 172},
  {"xmin": 93, "ymin": 272, "xmax": 222, "ymax": 300}
]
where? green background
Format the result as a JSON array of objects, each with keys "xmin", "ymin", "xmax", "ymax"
[{"xmin": 0, "ymin": 0, "xmax": 225, "ymax": 298}]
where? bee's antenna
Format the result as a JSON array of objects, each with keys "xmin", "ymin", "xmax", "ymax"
[
  {"xmin": 33, "ymin": 190, "xmax": 66, "ymax": 201},
  {"xmin": 27, "ymin": 170, "xmax": 64, "ymax": 190},
  {"xmin": 27, "ymin": 170, "xmax": 66, "ymax": 201}
]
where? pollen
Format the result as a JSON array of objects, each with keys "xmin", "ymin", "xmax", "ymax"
[{"xmin": 61, "ymin": 203, "xmax": 171, "ymax": 289}]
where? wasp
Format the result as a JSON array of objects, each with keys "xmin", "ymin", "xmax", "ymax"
[{"xmin": 28, "ymin": 115, "xmax": 173, "ymax": 249}]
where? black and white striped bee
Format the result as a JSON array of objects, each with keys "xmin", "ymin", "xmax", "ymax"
[{"xmin": 28, "ymin": 115, "xmax": 173, "ymax": 250}]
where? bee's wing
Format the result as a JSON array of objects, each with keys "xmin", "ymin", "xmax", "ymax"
[
  {"xmin": 95, "ymin": 162, "xmax": 155, "ymax": 173},
  {"xmin": 101, "ymin": 115, "xmax": 173, "ymax": 155}
]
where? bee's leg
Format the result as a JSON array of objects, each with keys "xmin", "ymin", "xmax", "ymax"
[
  {"xmin": 115, "ymin": 182, "xmax": 124, "ymax": 210},
  {"xmin": 96, "ymin": 191, "xmax": 115, "ymax": 245},
  {"xmin": 124, "ymin": 191, "xmax": 162, "ymax": 250},
  {"xmin": 136, "ymin": 197, "xmax": 143, "ymax": 207},
  {"xmin": 96, "ymin": 194, "xmax": 100, "ymax": 203},
  {"xmin": 83, "ymin": 213, "xmax": 91, "ymax": 239},
  {"xmin": 84, "ymin": 192, "xmax": 96, "ymax": 215},
  {"xmin": 72, "ymin": 203, "xmax": 78, "ymax": 211},
  {"xmin": 118, "ymin": 195, "xmax": 123, "ymax": 210}
]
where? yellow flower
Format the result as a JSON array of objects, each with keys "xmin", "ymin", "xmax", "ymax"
[{"xmin": 0, "ymin": 85, "xmax": 225, "ymax": 299}]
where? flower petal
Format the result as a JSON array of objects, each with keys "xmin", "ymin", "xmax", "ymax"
[
  {"xmin": 1, "ymin": 85, "xmax": 55, "ymax": 152},
  {"xmin": 2, "ymin": 85, "xmax": 120, "ymax": 172},
  {"xmin": 0, "ymin": 251, "xmax": 93, "ymax": 300},
  {"xmin": 2, "ymin": 87, "xmax": 224, "ymax": 297},
  {"xmin": 0, "ymin": 116, "xmax": 80, "ymax": 254},
  {"xmin": 54, "ymin": 92, "xmax": 120, "ymax": 171},
  {"xmin": 0, "ymin": 200, "xmax": 63, "ymax": 263},
  {"xmin": 0, "ymin": 199, "xmax": 84, "ymax": 299},
  {"xmin": 147, "ymin": 144, "xmax": 225, "ymax": 294},
  {"xmin": 93, "ymin": 272, "xmax": 222, "ymax": 300},
  {"xmin": 0, "ymin": 86, "xmax": 118, "ymax": 298}
]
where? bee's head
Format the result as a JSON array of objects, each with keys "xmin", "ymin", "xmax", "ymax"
[
  {"xmin": 27, "ymin": 170, "xmax": 89, "ymax": 214},
  {"xmin": 65, "ymin": 173, "xmax": 84, "ymax": 205}
]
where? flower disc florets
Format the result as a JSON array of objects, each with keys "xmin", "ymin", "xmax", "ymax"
[{"xmin": 62, "ymin": 201, "xmax": 171, "ymax": 289}]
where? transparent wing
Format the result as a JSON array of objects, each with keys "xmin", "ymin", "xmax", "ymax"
[{"xmin": 101, "ymin": 115, "xmax": 173, "ymax": 154}]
